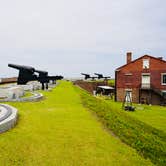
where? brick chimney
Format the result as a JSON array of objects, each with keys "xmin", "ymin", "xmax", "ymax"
[
  {"xmin": 158, "ymin": 57, "xmax": 163, "ymax": 60},
  {"xmin": 126, "ymin": 52, "xmax": 132, "ymax": 64}
]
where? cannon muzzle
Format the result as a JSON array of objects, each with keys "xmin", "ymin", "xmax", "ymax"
[{"xmin": 8, "ymin": 64, "xmax": 35, "ymax": 73}]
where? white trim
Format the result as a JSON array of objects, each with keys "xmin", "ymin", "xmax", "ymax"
[
  {"xmin": 125, "ymin": 73, "xmax": 133, "ymax": 76},
  {"xmin": 142, "ymin": 73, "xmax": 150, "ymax": 76},
  {"xmin": 161, "ymin": 73, "xmax": 166, "ymax": 85},
  {"xmin": 125, "ymin": 89, "xmax": 132, "ymax": 91}
]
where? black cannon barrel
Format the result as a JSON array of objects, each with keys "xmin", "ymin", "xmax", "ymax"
[
  {"xmin": 35, "ymin": 70, "xmax": 48, "ymax": 75},
  {"xmin": 94, "ymin": 73, "xmax": 103, "ymax": 78},
  {"xmin": 94, "ymin": 73, "xmax": 103, "ymax": 76},
  {"xmin": 81, "ymin": 73, "xmax": 91, "ymax": 80},
  {"xmin": 8, "ymin": 64, "xmax": 35, "ymax": 73},
  {"xmin": 48, "ymin": 76, "xmax": 63, "ymax": 80},
  {"xmin": 81, "ymin": 73, "xmax": 90, "ymax": 77},
  {"xmin": 35, "ymin": 70, "xmax": 48, "ymax": 79}
]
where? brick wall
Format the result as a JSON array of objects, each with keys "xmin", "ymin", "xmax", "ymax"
[
  {"xmin": 74, "ymin": 80, "xmax": 109, "ymax": 94},
  {"xmin": 117, "ymin": 88, "xmax": 139, "ymax": 103},
  {"xmin": 0, "ymin": 77, "xmax": 17, "ymax": 84},
  {"xmin": 116, "ymin": 55, "xmax": 166, "ymax": 104}
]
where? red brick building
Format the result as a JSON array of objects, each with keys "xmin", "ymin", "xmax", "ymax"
[{"xmin": 115, "ymin": 52, "xmax": 166, "ymax": 105}]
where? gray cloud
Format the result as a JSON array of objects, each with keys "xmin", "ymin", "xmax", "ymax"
[{"xmin": 0, "ymin": 0, "xmax": 166, "ymax": 78}]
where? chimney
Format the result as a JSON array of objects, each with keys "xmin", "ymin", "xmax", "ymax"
[
  {"xmin": 158, "ymin": 57, "xmax": 163, "ymax": 60},
  {"xmin": 126, "ymin": 52, "xmax": 132, "ymax": 64}
]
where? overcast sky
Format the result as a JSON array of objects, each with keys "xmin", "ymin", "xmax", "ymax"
[{"xmin": 0, "ymin": 0, "xmax": 166, "ymax": 78}]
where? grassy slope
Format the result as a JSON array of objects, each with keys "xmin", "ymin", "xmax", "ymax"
[
  {"xmin": 108, "ymin": 79, "xmax": 115, "ymax": 86},
  {"xmin": 104, "ymin": 99, "xmax": 166, "ymax": 132},
  {"xmin": 78, "ymin": 93, "xmax": 166, "ymax": 165},
  {"xmin": 127, "ymin": 105, "xmax": 166, "ymax": 132},
  {"xmin": 0, "ymin": 82, "xmax": 152, "ymax": 165}
]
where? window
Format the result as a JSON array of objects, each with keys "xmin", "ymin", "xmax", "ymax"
[
  {"xmin": 161, "ymin": 74, "xmax": 166, "ymax": 85},
  {"xmin": 162, "ymin": 91, "xmax": 166, "ymax": 98},
  {"xmin": 143, "ymin": 59, "xmax": 149, "ymax": 69},
  {"xmin": 125, "ymin": 74, "xmax": 132, "ymax": 83},
  {"xmin": 142, "ymin": 74, "xmax": 150, "ymax": 84}
]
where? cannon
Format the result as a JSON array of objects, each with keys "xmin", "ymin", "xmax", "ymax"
[
  {"xmin": 8, "ymin": 64, "xmax": 63, "ymax": 90},
  {"xmin": 48, "ymin": 76, "xmax": 63, "ymax": 83},
  {"xmin": 94, "ymin": 73, "xmax": 103, "ymax": 79},
  {"xmin": 81, "ymin": 73, "xmax": 91, "ymax": 80},
  {"xmin": 81, "ymin": 73, "xmax": 97, "ymax": 80},
  {"xmin": 94, "ymin": 73, "xmax": 111, "ymax": 80},
  {"xmin": 35, "ymin": 70, "xmax": 63, "ymax": 89},
  {"xmin": 35, "ymin": 70, "xmax": 49, "ymax": 90},
  {"xmin": 8, "ymin": 64, "xmax": 37, "ymax": 85}
]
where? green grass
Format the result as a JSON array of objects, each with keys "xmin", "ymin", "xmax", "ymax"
[
  {"xmin": 0, "ymin": 81, "xmax": 152, "ymax": 165},
  {"xmin": 108, "ymin": 79, "xmax": 115, "ymax": 86},
  {"xmin": 103, "ymin": 99, "xmax": 166, "ymax": 132},
  {"xmin": 76, "ymin": 88, "xmax": 166, "ymax": 165},
  {"xmin": 20, "ymin": 91, "xmax": 33, "ymax": 98},
  {"xmin": 127, "ymin": 105, "xmax": 166, "ymax": 132}
]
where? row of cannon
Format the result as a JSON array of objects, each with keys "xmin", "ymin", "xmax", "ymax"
[{"xmin": 8, "ymin": 64, "xmax": 63, "ymax": 90}]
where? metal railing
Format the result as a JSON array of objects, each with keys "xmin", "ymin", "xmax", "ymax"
[
  {"xmin": 141, "ymin": 83, "xmax": 151, "ymax": 89},
  {"xmin": 140, "ymin": 83, "xmax": 166, "ymax": 99}
]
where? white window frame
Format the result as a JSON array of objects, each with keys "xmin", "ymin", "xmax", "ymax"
[
  {"xmin": 161, "ymin": 73, "xmax": 166, "ymax": 85},
  {"xmin": 141, "ymin": 73, "xmax": 151, "ymax": 83},
  {"xmin": 143, "ymin": 59, "xmax": 150, "ymax": 69}
]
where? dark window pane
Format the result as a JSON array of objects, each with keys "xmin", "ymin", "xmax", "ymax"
[
  {"xmin": 162, "ymin": 92, "xmax": 166, "ymax": 97},
  {"xmin": 163, "ymin": 75, "xmax": 166, "ymax": 84}
]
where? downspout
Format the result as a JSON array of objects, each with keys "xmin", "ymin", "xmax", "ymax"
[{"xmin": 115, "ymin": 70, "xmax": 118, "ymax": 102}]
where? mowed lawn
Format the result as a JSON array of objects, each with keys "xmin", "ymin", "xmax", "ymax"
[
  {"xmin": 127, "ymin": 105, "xmax": 166, "ymax": 132},
  {"xmin": 0, "ymin": 82, "xmax": 152, "ymax": 165},
  {"xmin": 104, "ymin": 99, "xmax": 166, "ymax": 132}
]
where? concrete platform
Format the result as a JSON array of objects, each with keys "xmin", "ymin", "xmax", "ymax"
[
  {"xmin": 0, "ymin": 92, "xmax": 43, "ymax": 102},
  {"xmin": 0, "ymin": 104, "xmax": 18, "ymax": 133}
]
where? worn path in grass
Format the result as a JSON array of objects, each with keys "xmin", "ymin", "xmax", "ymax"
[{"xmin": 0, "ymin": 82, "xmax": 152, "ymax": 165}]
